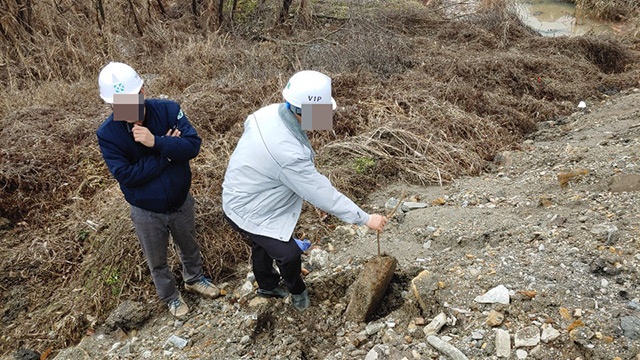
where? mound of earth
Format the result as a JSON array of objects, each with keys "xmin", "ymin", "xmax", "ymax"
[{"xmin": 32, "ymin": 88, "xmax": 640, "ymax": 360}]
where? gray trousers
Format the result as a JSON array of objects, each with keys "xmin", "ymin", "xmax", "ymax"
[{"xmin": 130, "ymin": 194, "xmax": 203, "ymax": 303}]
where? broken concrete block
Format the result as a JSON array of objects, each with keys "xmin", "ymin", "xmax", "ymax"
[
  {"xmin": 344, "ymin": 255, "xmax": 397, "ymax": 323},
  {"xmin": 410, "ymin": 270, "xmax": 440, "ymax": 315}
]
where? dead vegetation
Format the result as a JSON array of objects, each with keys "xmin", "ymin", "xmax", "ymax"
[
  {"xmin": 1, "ymin": 0, "xmax": 640, "ymax": 356},
  {"xmin": 574, "ymin": 0, "xmax": 640, "ymax": 21}
]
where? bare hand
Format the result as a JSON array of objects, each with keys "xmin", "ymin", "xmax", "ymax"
[
  {"xmin": 166, "ymin": 127, "xmax": 181, "ymax": 137},
  {"xmin": 132, "ymin": 124, "xmax": 155, "ymax": 147},
  {"xmin": 366, "ymin": 214, "xmax": 388, "ymax": 232}
]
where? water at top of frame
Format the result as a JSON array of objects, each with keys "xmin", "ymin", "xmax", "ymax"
[{"xmin": 515, "ymin": 0, "xmax": 616, "ymax": 37}]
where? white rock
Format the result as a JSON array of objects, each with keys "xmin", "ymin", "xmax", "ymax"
[
  {"xmin": 239, "ymin": 280, "xmax": 254, "ymax": 297},
  {"xmin": 426, "ymin": 335, "xmax": 469, "ymax": 360},
  {"xmin": 541, "ymin": 324, "xmax": 560, "ymax": 343},
  {"xmin": 423, "ymin": 313, "xmax": 448, "ymax": 336},
  {"xmin": 495, "ymin": 329, "xmax": 510, "ymax": 358},
  {"xmin": 474, "ymin": 285, "xmax": 510, "ymax": 304},
  {"xmin": 401, "ymin": 202, "xmax": 428, "ymax": 212},
  {"xmin": 365, "ymin": 344, "xmax": 388, "ymax": 360},
  {"xmin": 385, "ymin": 320, "xmax": 396, "ymax": 328},
  {"xmin": 365, "ymin": 322, "xmax": 386, "ymax": 336},
  {"xmin": 516, "ymin": 349, "xmax": 528, "ymax": 359},
  {"xmin": 165, "ymin": 334, "xmax": 188, "ymax": 349},
  {"xmin": 514, "ymin": 326, "xmax": 540, "ymax": 347},
  {"xmin": 246, "ymin": 272, "xmax": 255, "ymax": 282},
  {"xmin": 578, "ymin": 101, "xmax": 586, "ymax": 108}
]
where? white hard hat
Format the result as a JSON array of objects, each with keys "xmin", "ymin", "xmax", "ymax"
[
  {"xmin": 282, "ymin": 70, "xmax": 337, "ymax": 109},
  {"xmin": 98, "ymin": 62, "xmax": 144, "ymax": 104}
]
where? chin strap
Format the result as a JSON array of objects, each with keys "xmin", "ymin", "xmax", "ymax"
[{"xmin": 286, "ymin": 102, "xmax": 302, "ymax": 115}]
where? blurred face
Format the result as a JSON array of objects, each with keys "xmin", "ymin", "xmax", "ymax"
[
  {"xmin": 112, "ymin": 89, "xmax": 145, "ymax": 125},
  {"xmin": 300, "ymin": 103, "xmax": 333, "ymax": 130}
]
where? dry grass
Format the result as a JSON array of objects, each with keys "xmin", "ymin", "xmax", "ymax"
[
  {"xmin": 575, "ymin": 0, "xmax": 640, "ymax": 21},
  {"xmin": 1, "ymin": 0, "xmax": 640, "ymax": 356}
]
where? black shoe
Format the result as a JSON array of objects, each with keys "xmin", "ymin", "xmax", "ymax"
[
  {"xmin": 291, "ymin": 289, "xmax": 310, "ymax": 312},
  {"xmin": 256, "ymin": 287, "xmax": 289, "ymax": 298}
]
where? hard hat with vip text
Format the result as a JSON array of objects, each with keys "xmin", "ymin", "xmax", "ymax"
[{"xmin": 282, "ymin": 70, "xmax": 337, "ymax": 109}]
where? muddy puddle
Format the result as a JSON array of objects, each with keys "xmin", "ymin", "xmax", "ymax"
[{"xmin": 515, "ymin": 0, "xmax": 616, "ymax": 37}]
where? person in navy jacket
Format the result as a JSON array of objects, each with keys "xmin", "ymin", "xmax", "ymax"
[{"xmin": 96, "ymin": 62, "xmax": 219, "ymax": 318}]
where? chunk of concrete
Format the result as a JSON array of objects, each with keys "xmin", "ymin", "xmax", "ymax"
[
  {"xmin": 344, "ymin": 255, "xmax": 397, "ymax": 323},
  {"xmin": 411, "ymin": 270, "xmax": 441, "ymax": 315}
]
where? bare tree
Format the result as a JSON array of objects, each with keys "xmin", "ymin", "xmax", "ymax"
[
  {"xmin": 126, "ymin": 0, "xmax": 143, "ymax": 36},
  {"xmin": 279, "ymin": 0, "xmax": 292, "ymax": 23},
  {"xmin": 155, "ymin": 0, "xmax": 167, "ymax": 17},
  {"xmin": 95, "ymin": 0, "xmax": 105, "ymax": 28},
  {"xmin": 187, "ymin": 0, "xmax": 225, "ymax": 32},
  {"xmin": 192, "ymin": 0, "xmax": 199, "ymax": 16},
  {"xmin": 217, "ymin": 0, "xmax": 225, "ymax": 28},
  {"xmin": 231, "ymin": 0, "xmax": 238, "ymax": 21}
]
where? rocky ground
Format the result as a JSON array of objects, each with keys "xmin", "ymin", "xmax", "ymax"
[{"xmin": 12, "ymin": 89, "xmax": 640, "ymax": 360}]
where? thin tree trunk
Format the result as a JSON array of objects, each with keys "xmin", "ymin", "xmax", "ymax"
[
  {"xmin": 279, "ymin": 0, "xmax": 292, "ymax": 23},
  {"xmin": 192, "ymin": 0, "xmax": 199, "ymax": 17},
  {"xmin": 96, "ymin": 0, "xmax": 105, "ymax": 25},
  {"xmin": 156, "ymin": 0, "xmax": 166, "ymax": 16},
  {"xmin": 298, "ymin": 0, "xmax": 310, "ymax": 24},
  {"xmin": 231, "ymin": 0, "xmax": 238, "ymax": 21},
  {"xmin": 126, "ymin": 0, "xmax": 143, "ymax": 36},
  {"xmin": 218, "ymin": 0, "xmax": 225, "ymax": 27}
]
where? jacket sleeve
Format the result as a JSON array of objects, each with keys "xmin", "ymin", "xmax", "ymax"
[
  {"xmin": 152, "ymin": 106, "xmax": 201, "ymax": 163},
  {"xmin": 277, "ymin": 156, "xmax": 370, "ymax": 226},
  {"xmin": 98, "ymin": 134, "xmax": 171, "ymax": 188}
]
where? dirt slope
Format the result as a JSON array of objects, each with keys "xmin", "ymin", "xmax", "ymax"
[{"xmin": 34, "ymin": 86, "xmax": 640, "ymax": 360}]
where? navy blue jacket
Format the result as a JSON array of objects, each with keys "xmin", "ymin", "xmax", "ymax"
[{"xmin": 97, "ymin": 99, "xmax": 201, "ymax": 213}]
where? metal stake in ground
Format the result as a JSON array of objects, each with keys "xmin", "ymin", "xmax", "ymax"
[{"xmin": 377, "ymin": 189, "xmax": 406, "ymax": 256}]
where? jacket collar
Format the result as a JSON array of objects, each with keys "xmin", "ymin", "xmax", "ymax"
[{"xmin": 278, "ymin": 103, "xmax": 315, "ymax": 160}]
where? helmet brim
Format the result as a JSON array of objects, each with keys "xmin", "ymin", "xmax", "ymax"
[{"xmin": 100, "ymin": 83, "xmax": 144, "ymax": 104}]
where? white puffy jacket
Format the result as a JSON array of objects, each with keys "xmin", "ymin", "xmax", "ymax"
[{"xmin": 222, "ymin": 103, "xmax": 370, "ymax": 241}]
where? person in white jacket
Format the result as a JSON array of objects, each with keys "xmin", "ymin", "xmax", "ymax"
[{"xmin": 222, "ymin": 70, "xmax": 387, "ymax": 312}]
